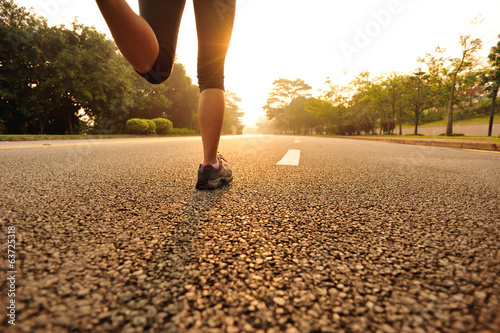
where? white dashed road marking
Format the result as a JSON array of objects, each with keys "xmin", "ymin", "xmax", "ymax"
[{"xmin": 277, "ymin": 149, "xmax": 300, "ymax": 166}]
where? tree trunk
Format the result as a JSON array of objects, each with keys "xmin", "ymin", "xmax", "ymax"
[
  {"xmin": 392, "ymin": 99, "xmax": 396, "ymax": 125},
  {"xmin": 67, "ymin": 110, "xmax": 74, "ymax": 135},
  {"xmin": 414, "ymin": 107, "xmax": 419, "ymax": 135},
  {"xmin": 39, "ymin": 118, "xmax": 44, "ymax": 135},
  {"xmin": 398, "ymin": 104, "xmax": 403, "ymax": 135},
  {"xmin": 446, "ymin": 72, "xmax": 458, "ymax": 136},
  {"xmin": 489, "ymin": 83, "xmax": 498, "ymax": 137}
]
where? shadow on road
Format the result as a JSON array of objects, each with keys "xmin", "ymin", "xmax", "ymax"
[{"xmin": 136, "ymin": 185, "xmax": 231, "ymax": 330}]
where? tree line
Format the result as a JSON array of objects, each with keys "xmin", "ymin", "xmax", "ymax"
[
  {"xmin": 263, "ymin": 33, "xmax": 500, "ymax": 137},
  {"xmin": 0, "ymin": 1, "xmax": 244, "ymax": 135}
]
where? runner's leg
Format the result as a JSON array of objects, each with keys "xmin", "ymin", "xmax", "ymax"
[
  {"xmin": 96, "ymin": 0, "xmax": 158, "ymax": 74},
  {"xmin": 138, "ymin": 0, "xmax": 186, "ymax": 84},
  {"xmin": 194, "ymin": 0, "xmax": 236, "ymax": 165},
  {"xmin": 97, "ymin": 0, "xmax": 186, "ymax": 84}
]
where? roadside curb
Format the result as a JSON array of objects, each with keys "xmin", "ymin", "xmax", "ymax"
[
  {"xmin": 0, "ymin": 135, "xmax": 196, "ymax": 142},
  {"xmin": 334, "ymin": 136, "xmax": 500, "ymax": 152},
  {"xmin": 0, "ymin": 135, "xmax": 141, "ymax": 141}
]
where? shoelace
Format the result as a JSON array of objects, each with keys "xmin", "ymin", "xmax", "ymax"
[
  {"xmin": 217, "ymin": 153, "xmax": 231, "ymax": 172},
  {"xmin": 200, "ymin": 153, "xmax": 228, "ymax": 171},
  {"xmin": 217, "ymin": 153, "xmax": 227, "ymax": 163}
]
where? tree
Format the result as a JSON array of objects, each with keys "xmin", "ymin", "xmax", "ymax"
[
  {"xmin": 312, "ymin": 78, "xmax": 350, "ymax": 131},
  {"xmin": 383, "ymin": 72, "xmax": 402, "ymax": 127},
  {"xmin": 418, "ymin": 47, "xmax": 449, "ymax": 114},
  {"xmin": 284, "ymin": 96, "xmax": 319, "ymax": 135},
  {"xmin": 349, "ymin": 72, "xmax": 379, "ymax": 134},
  {"xmin": 222, "ymin": 91, "xmax": 244, "ymax": 134},
  {"xmin": 0, "ymin": 2, "xmax": 203, "ymax": 134},
  {"xmin": 395, "ymin": 75, "xmax": 412, "ymax": 135},
  {"xmin": 263, "ymin": 78, "xmax": 311, "ymax": 122},
  {"xmin": 305, "ymin": 97, "xmax": 335, "ymax": 129},
  {"xmin": 75, "ymin": 27, "xmax": 135, "ymax": 135},
  {"xmin": 362, "ymin": 77, "xmax": 390, "ymax": 134},
  {"xmin": 407, "ymin": 71, "xmax": 431, "ymax": 135},
  {"xmin": 162, "ymin": 62, "xmax": 199, "ymax": 129},
  {"xmin": 127, "ymin": 70, "xmax": 172, "ymax": 121},
  {"xmin": 36, "ymin": 23, "xmax": 134, "ymax": 134},
  {"xmin": 445, "ymin": 32, "xmax": 482, "ymax": 136},
  {"xmin": 0, "ymin": 0, "xmax": 47, "ymax": 133},
  {"xmin": 483, "ymin": 35, "xmax": 500, "ymax": 136},
  {"xmin": 0, "ymin": 1, "xmax": 138, "ymax": 134}
]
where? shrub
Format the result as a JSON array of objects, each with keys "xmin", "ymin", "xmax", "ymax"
[
  {"xmin": 358, "ymin": 121, "xmax": 374, "ymax": 135},
  {"xmin": 325, "ymin": 126, "xmax": 336, "ymax": 135},
  {"xmin": 145, "ymin": 119, "xmax": 156, "ymax": 134},
  {"xmin": 126, "ymin": 118, "xmax": 148, "ymax": 134},
  {"xmin": 439, "ymin": 133, "xmax": 464, "ymax": 137},
  {"xmin": 152, "ymin": 118, "xmax": 173, "ymax": 135},
  {"xmin": 314, "ymin": 126, "xmax": 324, "ymax": 135},
  {"xmin": 381, "ymin": 120, "xmax": 395, "ymax": 134},
  {"xmin": 341, "ymin": 124, "xmax": 356, "ymax": 136}
]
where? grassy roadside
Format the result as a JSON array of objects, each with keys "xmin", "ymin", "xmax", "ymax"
[
  {"xmin": 402, "ymin": 115, "xmax": 499, "ymax": 128},
  {"xmin": 0, "ymin": 133, "xmax": 200, "ymax": 140},
  {"xmin": 0, "ymin": 134, "xmax": 138, "ymax": 141},
  {"xmin": 384, "ymin": 135, "xmax": 500, "ymax": 142},
  {"xmin": 397, "ymin": 134, "xmax": 499, "ymax": 141},
  {"xmin": 2, "ymin": 133, "xmax": 500, "ymax": 144},
  {"xmin": 326, "ymin": 134, "xmax": 500, "ymax": 143},
  {"xmin": 0, "ymin": 134, "xmax": 131, "ymax": 138}
]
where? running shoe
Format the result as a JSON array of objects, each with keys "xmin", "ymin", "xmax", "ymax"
[{"xmin": 195, "ymin": 155, "xmax": 233, "ymax": 190}]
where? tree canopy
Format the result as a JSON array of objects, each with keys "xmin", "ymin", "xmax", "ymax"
[
  {"xmin": 0, "ymin": 1, "xmax": 244, "ymax": 135},
  {"xmin": 261, "ymin": 34, "xmax": 498, "ymax": 136}
]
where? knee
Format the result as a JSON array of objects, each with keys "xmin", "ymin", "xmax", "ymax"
[
  {"xmin": 198, "ymin": 64, "xmax": 225, "ymax": 92},
  {"xmin": 140, "ymin": 62, "xmax": 173, "ymax": 85},
  {"xmin": 198, "ymin": 78, "xmax": 225, "ymax": 92}
]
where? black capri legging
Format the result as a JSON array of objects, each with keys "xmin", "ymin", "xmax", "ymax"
[{"xmin": 138, "ymin": 0, "xmax": 235, "ymax": 91}]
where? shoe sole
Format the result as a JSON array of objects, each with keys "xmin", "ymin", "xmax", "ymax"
[{"xmin": 196, "ymin": 175, "xmax": 233, "ymax": 190}]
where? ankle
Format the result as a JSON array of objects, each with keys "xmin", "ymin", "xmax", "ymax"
[
  {"xmin": 202, "ymin": 159, "xmax": 220, "ymax": 168},
  {"xmin": 202, "ymin": 156, "xmax": 218, "ymax": 165}
]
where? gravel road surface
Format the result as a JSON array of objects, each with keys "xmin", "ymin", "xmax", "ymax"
[{"xmin": 1, "ymin": 135, "xmax": 499, "ymax": 332}]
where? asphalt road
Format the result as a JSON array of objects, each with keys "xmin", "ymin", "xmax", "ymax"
[{"xmin": 1, "ymin": 135, "xmax": 499, "ymax": 333}]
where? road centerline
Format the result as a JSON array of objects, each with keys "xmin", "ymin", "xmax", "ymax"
[{"xmin": 276, "ymin": 149, "xmax": 300, "ymax": 166}]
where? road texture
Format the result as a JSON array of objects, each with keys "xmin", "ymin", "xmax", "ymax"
[{"xmin": 0, "ymin": 135, "xmax": 499, "ymax": 333}]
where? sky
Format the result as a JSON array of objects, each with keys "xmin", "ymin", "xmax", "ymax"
[{"xmin": 13, "ymin": 0, "xmax": 500, "ymax": 128}]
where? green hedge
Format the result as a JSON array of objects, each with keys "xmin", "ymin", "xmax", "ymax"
[
  {"xmin": 126, "ymin": 118, "xmax": 149, "ymax": 134},
  {"xmin": 152, "ymin": 118, "xmax": 173, "ymax": 135},
  {"xmin": 145, "ymin": 119, "xmax": 156, "ymax": 134},
  {"xmin": 125, "ymin": 118, "xmax": 197, "ymax": 135}
]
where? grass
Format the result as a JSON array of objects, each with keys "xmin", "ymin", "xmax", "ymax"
[
  {"xmin": 357, "ymin": 134, "xmax": 500, "ymax": 143},
  {"xmin": 0, "ymin": 134, "xmax": 128, "ymax": 137},
  {"xmin": 402, "ymin": 115, "xmax": 498, "ymax": 128},
  {"xmin": 3, "ymin": 133, "xmax": 499, "ymax": 144},
  {"xmin": 0, "ymin": 132, "xmax": 199, "ymax": 139},
  {"xmin": 420, "ymin": 116, "xmax": 497, "ymax": 127}
]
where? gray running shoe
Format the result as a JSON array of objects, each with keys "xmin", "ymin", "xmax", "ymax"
[{"xmin": 195, "ymin": 155, "xmax": 233, "ymax": 190}]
